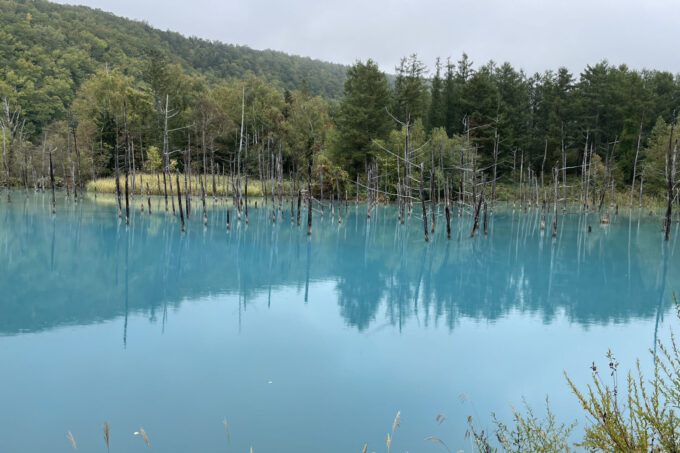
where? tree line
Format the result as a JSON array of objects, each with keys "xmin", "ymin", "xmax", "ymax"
[{"xmin": 2, "ymin": 5, "xmax": 680, "ymax": 232}]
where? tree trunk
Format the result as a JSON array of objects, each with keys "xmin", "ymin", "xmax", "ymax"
[
  {"xmin": 49, "ymin": 148, "xmax": 55, "ymax": 214},
  {"xmin": 307, "ymin": 161, "xmax": 312, "ymax": 236},
  {"xmin": 664, "ymin": 121, "xmax": 677, "ymax": 241},
  {"xmin": 176, "ymin": 172, "xmax": 185, "ymax": 232},
  {"xmin": 553, "ymin": 167, "xmax": 559, "ymax": 237},
  {"xmin": 123, "ymin": 98, "xmax": 130, "ymax": 225},
  {"xmin": 630, "ymin": 121, "xmax": 643, "ymax": 208},
  {"xmin": 419, "ymin": 163, "xmax": 429, "ymax": 242}
]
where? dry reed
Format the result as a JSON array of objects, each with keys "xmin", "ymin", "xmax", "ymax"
[
  {"xmin": 223, "ymin": 418, "xmax": 230, "ymax": 444},
  {"xmin": 139, "ymin": 427, "xmax": 149, "ymax": 447},
  {"xmin": 66, "ymin": 431, "xmax": 77, "ymax": 450},
  {"xmin": 102, "ymin": 422, "xmax": 110, "ymax": 453},
  {"xmin": 392, "ymin": 411, "xmax": 401, "ymax": 432},
  {"xmin": 424, "ymin": 436, "xmax": 452, "ymax": 452}
]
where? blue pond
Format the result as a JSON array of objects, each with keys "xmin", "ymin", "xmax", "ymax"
[{"xmin": 0, "ymin": 191, "xmax": 678, "ymax": 452}]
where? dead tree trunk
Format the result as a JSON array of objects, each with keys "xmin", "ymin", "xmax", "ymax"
[
  {"xmin": 561, "ymin": 124, "xmax": 567, "ymax": 212},
  {"xmin": 512, "ymin": 149, "xmax": 517, "ymax": 208},
  {"xmin": 584, "ymin": 142, "xmax": 594, "ymax": 211},
  {"xmin": 419, "ymin": 163, "xmax": 429, "ymax": 242},
  {"xmin": 483, "ymin": 200, "xmax": 488, "ymax": 235},
  {"xmin": 146, "ymin": 182, "xmax": 151, "ymax": 214},
  {"xmin": 186, "ymin": 135, "xmax": 192, "ymax": 217},
  {"xmin": 115, "ymin": 141, "xmax": 122, "ymax": 218},
  {"xmin": 580, "ymin": 131, "xmax": 589, "ymax": 209},
  {"xmin": 664, "ymin": 120, "xmax": 677, "ymax": 241},
  {"xmin": 491, "ymin": 128, "xmax": 499, "ymax": 210},
  {"xmin": 470, "ymin": 174, "xmax": 485, "ymax": 238},
  {"xmin": 553, "ymin": 166, "xmax": 559, "ymax": 237},
  {"xmin": 297, "ymin": 189, "xmax": 301, "ymax": 226},
  {"xmin": 540, "ymin": 200, "xmax": 546, "ymax": 230},
  {"xmin": 307, "ymin": 161, "xmax": 312, "ymax": 236},
  {"xmin": 49, "ymin": 147, "xmax": 55, "ymax": 214},
  {"xmin": 70, "ymin": 119, "xmax": 82, "ymax": 194},
  {"xmin": 200, "ymin": 174, "xmax": 207, "ymax": 226},
  {"xmin": 123, "ymin": 98, "xmax": 130, "ymax": 225},
  {"xmin": 237, "ymin": 87, "xmax": 245, "ymax": 220},
  {"xmin": 211, "ymin": 138, "xmax": 217, "ymax": 201},
  {"xmin": 185, "ymin": 134, "xmax": 191, "ymax": 218},
  {"xmin": 630, "ymin": 120, "xmax": 643, "ymax": 208},
  {"xmin": 176, "ymin": 172, "xmax": 185, "ymax": 232},
  {"xmin": 162, "ymin": 95, "xmax": 170, "ymax": 212},
  {"xmin": 244, "ymin": 135, "xmax": 249, "ymax": 224},
  {"xmin": 168, "ymin": 166, "xmax": 176, "ymax": 215},
  {"xmin": 430, "ymin": 169, "xmax": 435, "ymax": 234},
  {"xmin": 542, "ymin": 138, "xmax": 548, "ymax": 201}
]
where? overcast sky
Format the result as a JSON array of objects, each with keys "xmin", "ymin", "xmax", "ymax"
[{"xmin": 55, "ymin": 0, "xmax": 680, "ymax": 76}]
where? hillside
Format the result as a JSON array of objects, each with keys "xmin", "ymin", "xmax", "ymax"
[{"xmin": 0, "ymin": 0, "xmax": 347, "ymax": 126}]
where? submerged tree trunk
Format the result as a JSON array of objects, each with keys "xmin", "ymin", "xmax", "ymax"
[
  {"xmin": 540, "ymin": 200, "xmax": 546, "ymax": 230},
  {"xmin": 297, "ymin": 189, "xmax": 301, "ymax": 226},
  {"xmin": 244, "ymin": 136, "xmax": 249, "ymax": 224},
  {"xmin": 163, "ymin": 95, "xmax": 170, "ymax": 212},
  {"xmin": 176, "ymin": 172, "xmax": 185, "ymax": 232},
  {"xmin": 630, "ymin": 121, "xmax": 643, "ymax": 208},
  {"xmin": 561, "ymin": 124, "xmax": 567, "ymax": 211},
  {"xmin": 115, "ymin": 141, "xmax": 121, "ymax": 218},
  {"xmin": 419, "ymin": 163, "xmax": 429, "ymax": 242},
  {"xmin": 664, "ymin": 122, "xmax": 677, "ymax": 241},
  {"xmin": 146, "ymin": 182, "xmax": 151, "ymax": 214},
  {"xmin": 307, "ymin": 161, "xmax": 312, "ymax": 236},
  {"xmin": 49, "ymin": 148, "xmax": 55, "ymax": 214},
  {"xmin": 200, "ymin": 175, "xmax": 207, "ymax": 226},
  {"xmin": 123, "ymin": 98, "xmax": 130, "ymax": 225},
  {"xmin": 470, "ymin": 175, "xmax": 485, "ymax": 238},
  {"xmin": 553, "ymin": 167, "xmax": 559, "ymax": 237},
  {"xmin": 491, "ymin": 128, "xmax": 499, "ymax": 210}
]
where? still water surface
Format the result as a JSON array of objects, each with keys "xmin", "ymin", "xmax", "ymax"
[{"xmin": 1, "ymin": 192, "xmax": 678, "ymax": 452}]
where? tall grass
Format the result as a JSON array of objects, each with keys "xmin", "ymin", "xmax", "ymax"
[
  {"xmin": 83, "ymin": 173, "xmax": 669, "ymax": 209},
  {"xmin": 66, "ymin": 431, "xmax": 76, "ymax": 450},
  {"xmin": 86, "ymin": 173, "xmax": 291, "ymax": 198},
  {"xmin": 102, "ymin": 421, "xmax": 109, "ymax": 452}
]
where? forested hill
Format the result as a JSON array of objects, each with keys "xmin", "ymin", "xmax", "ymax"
[{"xmin": 0, "ymin": 0, "xmax": 347, "ymax": 120}]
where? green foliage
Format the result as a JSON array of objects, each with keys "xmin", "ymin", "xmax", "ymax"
[
  {"xmin": 428, "ymin": 58, "xmax": 445, "ymax": 131},
  {"xmin": 565, "ymin": 294, "xmax": 680, "ymax": 452},
  {"xmin": 494, "ymin": 399, "xmax": 575, "ymax": 453},
  {"xmin": 393, "ymin": 54, "xmax": 429, "ymax": 122},
  {"xmin": 334, "ymin": 59, "xmax": 392, "ymax": 177},
  {"xmin": 641, "ymin": 116, "xmax": 674, "ymax": 195},
  {"xmin": 467, "ymin": 398, "xmax": 575, "ymax": 453},
  {"xmin": 144, "ymin": 146, "xmax": 162, "ymax": 172},
  {"xmin": 4, "ymin": 0, "xmax": 680, "ymax": 198},
  {"xmin": 0, "ymin": 0, "xmax": 346, "ymax": 134}
]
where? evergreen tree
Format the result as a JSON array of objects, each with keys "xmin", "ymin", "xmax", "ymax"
[
  {"xmin": 335, "ymin": 59, "xmax": 393, "ymax": 177},
  {"xmin": 393, "ymin": 54, "xmax": 429, "ymax": 123},
  {"xmin": 428, "ymin": 58, "xmax": 445, "ymax": 131}
]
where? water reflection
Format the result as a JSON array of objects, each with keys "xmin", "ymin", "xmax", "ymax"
[{"xmin": 0, "ymin": 191, "xmax": 677, "ymax": 337}]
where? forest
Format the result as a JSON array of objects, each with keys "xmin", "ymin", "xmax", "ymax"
[
  {"xmin": 5, "ymin": 2, "xmax": 680, "ymax": 452},
  {"xmin": 2, "ymin": 0, "xmax": 680, "ymax": 223}
]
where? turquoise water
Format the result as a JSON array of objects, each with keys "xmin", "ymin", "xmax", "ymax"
[{"xmin": 1, "ymin": 191, "xmax": 678, "ymax": 452}]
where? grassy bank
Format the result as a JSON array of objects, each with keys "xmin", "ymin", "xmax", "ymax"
[
  {"xmin": 86, "ymin": 174, "xmax": 292, "ymax": 198},
  {"xmin": 84, "ymin": 173, "xmax": 670, "ymax": 210}
]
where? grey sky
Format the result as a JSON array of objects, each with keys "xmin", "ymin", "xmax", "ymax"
[{"xmin": 55, "ymin": 0, "xmax": 680, "ymax": 76}]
